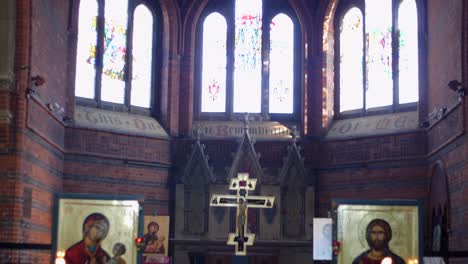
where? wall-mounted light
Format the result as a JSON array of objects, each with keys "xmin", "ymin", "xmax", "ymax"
[
  {"xmin": 26, "ymin": 75, "xmax": 46, "ymax": 99},
  {"xmin": 47, "ymin": 102, "xmax": 65, "ymax": 115},
  {"xmin": 448, "ymin": 80, "xmax": 465, "ymax": 98},
  {"xmin": 31, "ymin": 75, "xmax": 46, "ymax": 87}
]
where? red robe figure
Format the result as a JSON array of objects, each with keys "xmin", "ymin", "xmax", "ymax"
[{"xmin": 65, "ymin": 212, "xmax": 111, "ymax": 264}]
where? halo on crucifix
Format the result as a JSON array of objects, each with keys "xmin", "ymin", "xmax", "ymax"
[{"xmin": 210, "ymin": 173, "xmax": 275, "ymax": 255}]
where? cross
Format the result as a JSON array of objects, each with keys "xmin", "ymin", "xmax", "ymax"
[{"xmin": 210, "ymin": 173, "xmax": 275, "ymax": 256}]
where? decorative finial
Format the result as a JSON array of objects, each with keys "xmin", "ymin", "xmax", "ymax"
[
  {"xmin": 194, "ymin": 124, "xmax": 202, "ymax": 141},
  {"xmin": 291, "ymin": 125, "xmax": 298, "ymax": 143},
  {"xmin": 243, "ymin": 113, "xmax": 250, "ymax": 133}
]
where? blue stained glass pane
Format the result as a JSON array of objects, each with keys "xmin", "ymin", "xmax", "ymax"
[
  {"xmin": 398, "ymin": 0, "xmax": 418, "ymax": 104},
  {"xmin": 202, "ymin": 13, "xmax": 227, "ymax": 112},
  {"xmin": 131, "ymin": 5, "xmax": 153, "ymax": 108},
  {"xmin": 269, "ymin": 14, "xmax": 294, "ymax": 114},
  {"xmin": 101, "ymin": 0, "xmax": 128, "ymax": 104},
  {"xmin": 340, "ymin": 8, "xmax": 363, "ymax": 112},
  {"xmin": 233, "ymin": 0, "xmax": 262, "ymax": 113},
  {"xmin": 75, "ymin": 0, "xmax": 98, "ymax": 99},
  {"xmin": 365, "ymin": 0, "xmax": 393, "ymax": 109}
]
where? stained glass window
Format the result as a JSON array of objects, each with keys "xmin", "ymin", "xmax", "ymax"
[
  {"xmin": 269, "ymin": 14, "xmax": 294, "ymax": 114},
  {"xmin": 131, "ymin": 5, "xmax": 153, "ymax": 108},
  {"xmin": 101, "ymin": 0, "xmax": 128, "ymax": 104},
  {"xmin": 336, "ymin": 0, "xmax": 420, "ymax": 115},
  {"xmin": 340, "ymin": 8, "xmax": 363, "ymax": 112},
  {"xmin": 233, "ymin": 0, "xmax": 262, "ymax": 113},
  {"xmin": 398, "ymin": 0, "xmax": 419, "ymax": 104},
  {"xmin": 75, "ymin": 0, "xmax": 156, "ymax": 110},
  {"xmin": 198, "ymin": 0, "xmax": 298, "ymax": 118},
  {"xmin": 75, "ymin": 0, "xmax": 98, "ymax": 99},
  {"xmin": 365, "ymin": 0, "xmax": 393, "ymax": 109},
  {"xmin": 201, "ymin": 13, "xmax": 227, "ymax": 112}
]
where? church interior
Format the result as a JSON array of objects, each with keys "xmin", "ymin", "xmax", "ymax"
[{"xmin": 0, "ymin": 0, "xmax": 467, "ymax": 263}]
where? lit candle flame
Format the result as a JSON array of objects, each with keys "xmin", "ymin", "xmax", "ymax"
[
  {"xmin": 55, "ymin": 251, "xmax": 65, "ymax": 264},
  {"xmin": 381, "ymin": 257, "xmax": 392, "ymax": 264}
]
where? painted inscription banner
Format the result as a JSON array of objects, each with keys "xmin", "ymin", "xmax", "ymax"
[
  {"xmin": 327, "ymin": 111, "xmax": 419, "ymax": 138},
  {"xmin": 193, "ymin": 121, "xmax": 296, "ymax": 139},
  {"xmin": 74, "ymin": 106, "xmax": 168, "ymax": 138}
]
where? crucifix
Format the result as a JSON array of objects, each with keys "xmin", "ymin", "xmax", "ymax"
[{"xmin": 210, "ymin": 173, "xmax": 275, "ymax": 255}]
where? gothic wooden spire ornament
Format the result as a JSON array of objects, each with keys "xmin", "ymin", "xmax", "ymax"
[{"xmin": 227, "ymin": 113, "xmax": 263, "ymax": 182}]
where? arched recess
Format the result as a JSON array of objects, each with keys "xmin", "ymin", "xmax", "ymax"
[
  {"xmin": 179, "ymin": 0, "xmax": 211, "ymax": 135},
  {"xmin": 426, "ymin": 160, "xmax": 450, "ymax": 260},
  {"xmin": 158, "ymin": 0, "xmax": 182, "ymax": 134},
  {"xmin": 279, "ymin": 139, "xmax": 307, "ymax": 238},
  {"xmin": 179, "ymin": 139, "xmax": 216, "ymax": 235},
  {"xmin": 322, "ymin": 0, "xmax": 339, "ymax": 130}
]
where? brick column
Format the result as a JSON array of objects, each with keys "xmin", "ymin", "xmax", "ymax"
[{"xmin": 0, "ymin": 0, "xmax": 16, "ymax": 133}]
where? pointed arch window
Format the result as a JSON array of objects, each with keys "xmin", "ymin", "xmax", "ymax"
[
  {"xmin": 196, "ymin": 0, "xmax": 301, "ymax": 121},
  {"xmin": 335, "ymin": 0, "xmax": 420, "ymax": 116},
  {"xmin": 74, "ymin": 0, "xmax": 159, "ymax": 112}
]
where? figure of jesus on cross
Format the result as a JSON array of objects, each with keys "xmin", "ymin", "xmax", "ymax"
[{"xmin": 210, "ymin": 173, "xmax": 275, "ymax": 255}]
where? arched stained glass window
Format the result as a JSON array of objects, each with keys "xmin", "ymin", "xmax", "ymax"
[
  {"xmin": 197, "ymin": 0, "xmax": 300, "ymax": 120},
  {"xmin": 132, "ymin": 5, "xmax": 154, "ymax": 108},
  {"xmin": 75, "ymin": 0, "xmax": 98, "ymax": 99},
  {"xmin": 270, "ymin": 14, "xmax": 294, "ymax": 114},
  {"xmin": 335, "ymin": 0, "xmax": 420, "ymax": 115},
  {"xmin": 201, "ymin": 13, "xmax": 227, "ymax": 113},
  {"xmin": 340, "ymin": 8, "xmax": 363, "ymax": 112},
  {"xmin": 398, "ymin": 0, "xmax": 419, "ymax": 104},
  {"xmin": 75, "ymin": 0, "xmax": 159, "ymax": 112}
]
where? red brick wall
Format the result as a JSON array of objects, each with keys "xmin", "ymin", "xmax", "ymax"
[
  {"xmin": 0, "ymin": 0, "xmax": 34, "ymax": 252},
  {"xmin": 428, "ymin": 1, "xmax": 468, "ymax": 264},
  {"xmin": 30, "ymin": 0, "xmax": 70, "ymax": 112},
  {"xmin": 64, "ymin": 128, "xmax": 171, "ymax": 215},
  {"xmin": 317, "ymin": 163, "xmax": 428, "ymax": 214},
  {"xmin": 0, "ymin": 249, "xmax": 51, "ymax": 264},
  {"xmin": 427, "ymin": 0, "xmax": 463, "ymax": 111},
  {"xmin": 427, "ymin": 134, "xmax": 468, "ymax": 258},
  {"xmin": 315, "ymin": 132, "xmax": 428, "ymax": 216}
]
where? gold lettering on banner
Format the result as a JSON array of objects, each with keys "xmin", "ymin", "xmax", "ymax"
[
  {"xmin": 74, "ymin": 106, "xmax": 168, "ymax": 137},
  {"xmin": 327, "ymin": 112, "xmax": 419, "ymax": 138},
  {"xmin": 195, "ymin": 121, "xmax": 296, "ymax": 139}
]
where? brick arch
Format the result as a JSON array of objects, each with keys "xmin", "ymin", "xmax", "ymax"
[
  {"xmin": 426, "ymin": 160, "xmax": 450, "ymax": 257},
  {"xmin": 287, "ymin": 0, "xmax": 314, "ymax": 136},
  {"xmin": 158, "ymin": 0, "xmax": 182, "ymax": 135},
  {"xmin": 179, "ymin": 0, "xmax": 210, "ymax": 135},
  {"xmin": 321, "ymin": 0, "xmax": 339, "ymax": 131}
]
